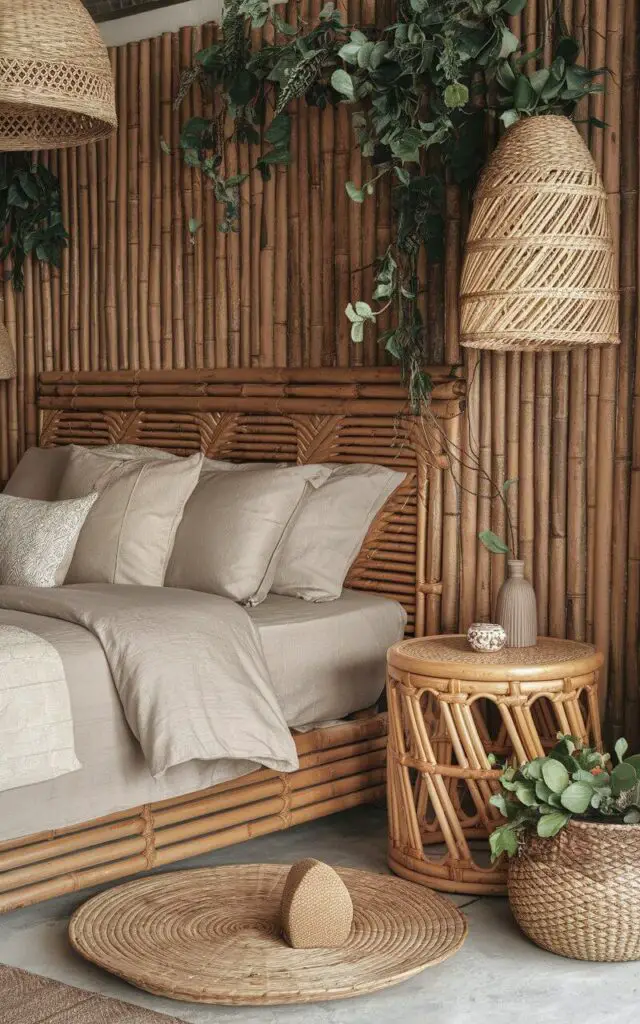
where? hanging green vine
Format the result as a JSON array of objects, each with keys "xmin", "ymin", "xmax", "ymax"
[
  {"xmin": 173, "ymin": 0, "xmax": 603, "ymax": 408},
  {"xmin": 0, "ymin": 154, "xmax": 68, "ymax": 291}
]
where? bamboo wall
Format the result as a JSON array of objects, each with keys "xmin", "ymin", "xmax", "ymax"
[{"xmin": 0, "ymin": 0, "xmax": 638, "ymax": 740}]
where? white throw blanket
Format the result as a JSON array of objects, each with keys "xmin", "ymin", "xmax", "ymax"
[
  {"xmin": 0, "ymin": 585, "xmax": 299, "ymax": 778},
  {"xmin": 0, "ymin": 624, "xmax": 80, "ymax": 793}
]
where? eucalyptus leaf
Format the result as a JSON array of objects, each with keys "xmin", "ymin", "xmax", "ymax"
[
  {"xmin": 541, "ymin": 759, "xmax": 570, "ymax": 795},
  {"xmin": 330, "ymin": 69, "xmax": 355, "ymax": 100},
  {"xmin": 515, "ymin": 783, "xmax": 537, "ymax": 807},
  {"xmin": 478, "ymin": 529, "xmax": 510, "ymax": 555},
  {"xmin": 615, "ymin": 737, "xmax": 629, "ymax": 763},
  {"xmin": 350, "ymin": 320, "xmax": 364, "ymax": 343},
  {"xmin": 345, "ymin": 181, "xmax": 366, "ymax": 203},
  {"xmin": 537, "ymin": 811, "xmax": 570, "ymax": 838},
  {"xmin": 559, "ymin": 782, "xmax": 593, "ymax": 814}
]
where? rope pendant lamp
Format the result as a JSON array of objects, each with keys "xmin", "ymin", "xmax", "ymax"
[
  {"xmin": 0, "ymin": 0, "xmax": 117, "ymax": 151},
  {"xmin": 460, "ymin": 115, "xmax": 619, "ymax": 351}
]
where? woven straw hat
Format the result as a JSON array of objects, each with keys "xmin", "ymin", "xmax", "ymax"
[
  {"xmin": 460, "ymin": 115, "xmax": 619, "ymax": 351},
  {"xmin": 69, "ymin": 864, "xmax": 467, "ymax": 1005},
  {"xmin": 0, "ymin": 0, "xmax": 117, "ymax": 150}
]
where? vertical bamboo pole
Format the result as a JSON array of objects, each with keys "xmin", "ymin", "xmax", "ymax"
[
  {"xmin": 285, "ymin": 0, "xmax": 301, "ymax": 367},
  {"xmin": 347, "ymin": 0, "xmax": 363, "ymax": 368},
  {"xmin": 171, "ymin": 31, "xmax": 186, "ymax": 368},
  {"xmin": 335, "ymin": 102, "xmax": 351, "ymax": 367},
  {"xmin": 534, "ymin": 354, "xmax": 552, "ymax": 636},
  {"xmin": 549, "ymin": 353, "xmax": 568, "ymax": 638},
  {"xmin": 444, "ymin": 182, "xmax": 461, "ymax": 365},
  {"xmin": 87, "ymin": 143, "xmax": 100, "ymax": 370},
  {"xmin": 139, "ymin": 37, "xmax": 152, "ymax": 370},
  {"xmin": 459, "ymin": 349, "xmax": 479, "ymax": 630},
  {"xmin": 180, "ymin": 27, "xmax": 196, "ymax": 369},
  {"xmin": 491, "ymin": 353, "xmax": 507, "ymax": 613},
  {"xmin": 68, "ymin": 146, "xmax": 80, "ymax": 371},
  {"xmin": 475, "ymin": 353, "xmax": 492, "ymax": 620},
  {"xmin": 201, "ymin": 23, "xmax": 217, "ymax": 368},
  {"xmin": 105, "ymin": 48, "xmax": 118, "ymax": 370},
  {"xmin": 567, "ymin": 349, "xmax": 587, "ymax": 640},
  {"xmin": 519, "ymin": 354, "xmax": 535, "ymax": 582},
  {"xmin": 594, "ymin": 0, "xmax": 623, "ymax": 709},
  {"xmin": 116, "ymin": 45, "xmax": 129, "ymax": 367},
  {"xmin": 190, "ymin": 25, "xmax": 205, "ymax": 369},
  {"xmin": 77, "ymin": 146, "xmax": 90, "ymax": 369},
  {"xmin": 160, "ymin": 33, "xmax": 173, "ymax": 369},
  {"xmin": 610, "ymin": 0, "xmax": 637, "ymax": 737},
  {"xmin": 149, "ymin": 35, "xmax": 162, "ymax": 370}
]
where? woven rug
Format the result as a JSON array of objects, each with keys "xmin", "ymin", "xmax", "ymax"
[{"xmin": 0, "ymin": 965, "xmax": 181, "ymax": 1023}]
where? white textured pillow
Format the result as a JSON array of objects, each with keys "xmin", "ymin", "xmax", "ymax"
[
  {"xmin": 272, "ymin": 463, "xmax": 407, "ymax": 601},
  {"xmin": 58, "ymin": 446, "xmax": 203, "ymax": 586},
  {"xmin": 166, "ymin": 464, "xmax": 331, "ymax": 605},
  {"xmin": 0, "ymin": 492, "xmax": 97, "ymax": 587}
]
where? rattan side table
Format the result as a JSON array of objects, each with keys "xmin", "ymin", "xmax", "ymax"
[{"xmin": 386, "ymin": 635, "xmax": 603, "ymax": 896}]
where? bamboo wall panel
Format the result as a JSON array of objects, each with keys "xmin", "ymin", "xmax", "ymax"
[{"xmin": 0, "ymin": 0, "xmax": 637, "ymax": 739}]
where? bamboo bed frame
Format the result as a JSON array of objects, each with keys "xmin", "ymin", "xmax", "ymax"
[{"xmin": 0, "ymin": 366, "xmax": 464, "ymax": 913}]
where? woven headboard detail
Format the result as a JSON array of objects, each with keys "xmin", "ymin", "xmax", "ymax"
[{"xmin": 38, "ymin": 368, "xmax": 465, "ymax": 637}]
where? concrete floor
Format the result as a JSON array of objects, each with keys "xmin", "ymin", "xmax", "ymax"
[{"xmin": 0, "ymin": 805, "xmax": 638, "ymax": 1024}]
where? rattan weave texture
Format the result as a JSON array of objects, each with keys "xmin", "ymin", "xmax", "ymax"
[
  {"xmin": 69, "ymin": 864, "xmax": 467, "ymax": 1004},
  {"xmin": 460, "ymin": 115, "xmax": 619, "ymax": 351},
  {"xmin": 508, "ymin": 819, "xmax": 640, "ymax": 961},
  {"xmin": 0, "ymin": 0, "xmax": 117, "ymax": 150}
]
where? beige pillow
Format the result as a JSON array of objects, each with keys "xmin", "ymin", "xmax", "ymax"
[
  {"xmin": 0, "ymin": 492, "xmax": 97, "ymax": 587},
  {"xmin": 4, "ymin": 446, "xmax": 72, "ymax": 501},
  {"xmin": 272, "ymin": 463, "xmax": 407, "ymax": 601},
  {"xmin": 166, "ymin": 464, "xmax": 331, "ymax": 605},
  {"xmin": 58, "ymin": 446, "xmax": 203, "ymax": 586}
]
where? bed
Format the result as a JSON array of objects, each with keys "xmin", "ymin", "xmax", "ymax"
[{"xmin": 0, "ymin": 366, "xmax": 464, "ymax": 912}]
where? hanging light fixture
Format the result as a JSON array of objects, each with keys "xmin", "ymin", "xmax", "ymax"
[
  {"xmin": 460, "ymin": 115, "xmax": 619, "ymax": 352},
  {"xmin": 0, "ymin": 0, "xmax": 117, "ymax": 151}
]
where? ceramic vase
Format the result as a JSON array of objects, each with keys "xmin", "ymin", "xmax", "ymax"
[{"xmin": 495, "ymin": 559, "xmax": 537, "ymax": 647}]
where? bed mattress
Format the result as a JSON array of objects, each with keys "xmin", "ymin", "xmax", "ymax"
[{"xmin": 0, "ymin": 589, "xmax": 405, "ymax": 842}]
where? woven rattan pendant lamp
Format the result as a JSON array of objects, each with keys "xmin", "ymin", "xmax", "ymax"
[
  {"xmin": 460, "ymin": 115, "xmax": 619, "ymax": 351},
  {"xmin": 0, "ymin": 0, "xmax": 117, "ymax": 151}
]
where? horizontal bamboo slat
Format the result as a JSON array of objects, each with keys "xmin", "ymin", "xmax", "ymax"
[{"xmin": 0, "ymin": 715, "xmax": 388, "ymax": 913}]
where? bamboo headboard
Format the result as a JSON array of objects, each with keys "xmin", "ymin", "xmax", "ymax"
[{"xmin": 38, "ymin": 367, "xmax": 465, "ymax": 637}]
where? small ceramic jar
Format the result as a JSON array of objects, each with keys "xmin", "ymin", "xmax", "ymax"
[{"xmin": 467, "ymin": 622, "xmax": 507, "ymax": 653}]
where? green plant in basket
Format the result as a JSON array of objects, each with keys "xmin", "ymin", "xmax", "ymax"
[{"xmin": 489, "ymin": 736, "xmax": 640, "ymax": 860}]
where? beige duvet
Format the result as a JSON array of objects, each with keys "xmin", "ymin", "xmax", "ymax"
[{"xmin": 0, "ymin": 584, "xmax": 299, "ymax": 779}]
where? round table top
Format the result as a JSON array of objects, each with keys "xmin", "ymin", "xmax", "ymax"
[{"xmin": 387, "ymin": 635, "xmax": 602, "ymax": 682}]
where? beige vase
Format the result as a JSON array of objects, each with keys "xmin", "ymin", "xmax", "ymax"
[{"xmin": 495, "ymin": 560, "xmax": 537, "ymax": 647}]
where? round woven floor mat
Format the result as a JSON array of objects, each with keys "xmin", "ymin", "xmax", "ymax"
[{"xmin": 69, "ymin": 864, "xmax": 467, "ymax": 1005}]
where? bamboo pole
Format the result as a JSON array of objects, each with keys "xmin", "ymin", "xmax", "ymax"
[
  {"xmin": 611, "ymin": 0, "xmax": 637, "ymax": 738},
  {"xmin": 139, "ymin": 37, "xmax": 152, "ymax": 370},
  {"xmin": 594, "ymin": 0, "xmax": 623, "ymax": 711}
]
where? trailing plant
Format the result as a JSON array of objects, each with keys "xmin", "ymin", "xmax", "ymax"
[
  {"xmin": 478, "ymin": 476, "xmax": 518, "ymax": 557},
  {"xmin": 489, "ymin": 735, "xmax": 640, "ymax": 860},
  {"xmin": 0, "ymin": 154, "xmax": 68, "ymax": 291},
  {"xmin": 174, "ymin": 0, "xmax": 604, "ymax": 408}
]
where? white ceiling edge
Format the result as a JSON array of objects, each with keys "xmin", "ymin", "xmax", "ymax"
[{"xmin": 98, "ymin": 0, "xmax": 224, "ymax": 46}]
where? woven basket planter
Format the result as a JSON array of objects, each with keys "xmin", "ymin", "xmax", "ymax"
[
  {"xmin": 0, "ymin": 0, "xmax": 117, "ymax": 150},
  {"xmin": 460, "ymin": 115, "xmax": 619, "ymax": 351},
  {"xmin": 508, "ymin": 819, "xmax": 640, "ymax": 961}
]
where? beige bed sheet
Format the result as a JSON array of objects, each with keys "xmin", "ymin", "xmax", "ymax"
[{"xmin": 0, "ymin": 590, "xmax": 405, "ymax": 842}]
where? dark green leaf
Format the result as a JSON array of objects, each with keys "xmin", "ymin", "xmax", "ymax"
[{"xmin": 502, "ymin": 0, "xmax": 527, "ymax": 12}]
